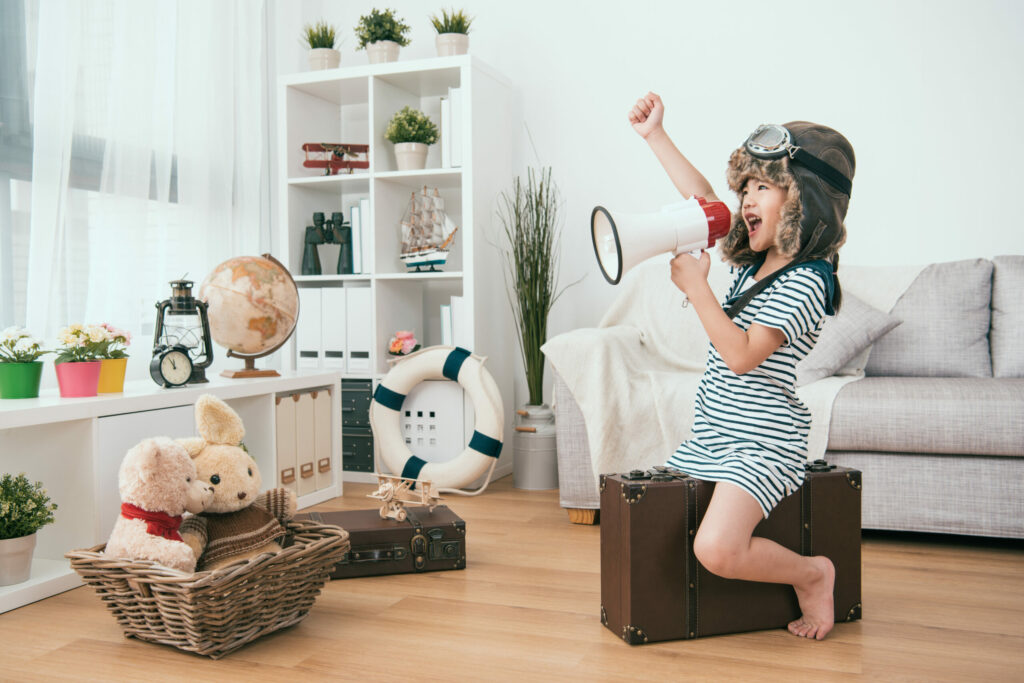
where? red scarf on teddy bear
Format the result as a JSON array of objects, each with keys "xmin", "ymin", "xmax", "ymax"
[{"xmin": 120, "ymin": 502, "xmax": 184, "ymax": 542}]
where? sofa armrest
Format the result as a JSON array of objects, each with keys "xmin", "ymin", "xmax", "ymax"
[{"xmin": 552, "ymin": 368, "xmax": 600, "ymax": 514}]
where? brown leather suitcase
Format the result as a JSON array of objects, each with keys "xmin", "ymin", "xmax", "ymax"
[
  {"xmin": 296, "ymin": 505, "xmax": 466, "ymax": 579},
  {"xmin": 600, "ymin": 461, "xmax": 861, "ymax": 643}
]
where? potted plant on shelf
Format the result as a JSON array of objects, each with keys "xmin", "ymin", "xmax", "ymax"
[
  {"xmin": 498, "ymin": 168, "xmax": 575, "ymax": 489},
  {"xmin": 53, "ymin": 324, "xmax": 104, "ymax": 398},
  {"xmin": 0, "ymin": 473, "xmax": 58, "ymax": 586},
  {"xmin": 303, "ymin": 20, "xmax": 341, "ymax": 70},
  {"xmin": 430, "ymin": 8, "xmax": 473, "ymax": 56},
  {"xmin": 385, "ymin": 106, "xmax": 439, "ymax": 171},
  {"xmin": 0, "ymin": 327, "xmax": 50, "ymax": 399},
  {"xmin": 354, "ymin": 8, "xmax": 410, "ymax": 64},
  {"xmin": 95, "ymin": 324, "xmax": 131, "ymax": 394},
  {"xmin": 387, "ymin": 330, "xmax": 421, "ymax": 357}
]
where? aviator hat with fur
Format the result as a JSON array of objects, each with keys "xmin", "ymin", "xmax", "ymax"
[{"xmin": 719, "ymin": 121, "xmax": 855, "ymax": 314}]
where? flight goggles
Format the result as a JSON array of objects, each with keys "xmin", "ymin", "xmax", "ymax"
[{"xmin": 744, "ymin": 124, "xmax": 852, "ymax": 196}]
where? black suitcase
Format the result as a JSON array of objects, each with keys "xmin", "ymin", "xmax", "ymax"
[
  {"xmin": 600, "ymin": 462, "xmax": 862, "ymax": 643},
  {"xmin": 297, "ymin": 505, "xmax": 466, "ymax": 579}
]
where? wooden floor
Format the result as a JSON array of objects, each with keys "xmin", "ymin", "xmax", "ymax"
[{"xmin": 2, "ymin": 476, "xmax": 1022, "ymax": 682}]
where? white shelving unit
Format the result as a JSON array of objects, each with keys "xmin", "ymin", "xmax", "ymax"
[
  {"xmin": 277, "ymin": 55, "xmax": 520, "ymax": 484},
  {"xmin": 0, "ymin": 371, "xmax": 341, "ymax": 613}
]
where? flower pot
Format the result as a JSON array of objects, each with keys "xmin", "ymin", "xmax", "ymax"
[
  {"xmin": 0, "ymin": 361, "xmax": 43, "ymax": 399},
  {"xmin": 513, "ymin": 404, "xmax": 559, "ymax": 490},
  {"xmin": 97, "ymin": 357, "xmax": 128, "ymax": 393},
  {"xmin": 435, "ymin": 33, "xmax": 469, "ymax": 56},
  {"xmin": 55, "ymin": 360, "xmax": 101, "ymax": 398},
  {"xmin": 0, "ymin": 532, "xmax": 36, "ymax": 586},
  {"xmin": 394, "ymin": 142, "xmax": 429, "ymax": 171},
  {"xmin": 308, "ymin": 47, "xmax": 340, "ymax": 70},
  {"xmin": 366, "ymin": 40, "xmax": 400, "ymax": 64}
]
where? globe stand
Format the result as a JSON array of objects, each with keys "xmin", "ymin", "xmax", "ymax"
[{"xmin": 221, "ymin": 351, "xmax": 280, "ymax": 379}]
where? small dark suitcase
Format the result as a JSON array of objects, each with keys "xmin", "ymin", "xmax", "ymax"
[
  {"xmin": 297, "ymin": 505, "xmax": 466, "ymax": 579},
  {"xmin": 600, "ymin": 461, "xmax": 861, "ymax": 644}
]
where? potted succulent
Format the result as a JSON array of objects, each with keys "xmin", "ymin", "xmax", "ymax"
[
  {"xmin": 355, "ymin": 8, "xmax": 410, "ymax": 64},
  {"xmin": 0, "ymin": 327, "xmax": 49, "ymax": 399},
  {"xmin": 0, "ymin": 473, "xmax": 58, "ymax": 586},
  {"xmin": 53, "ymin": 324, "xmax": 104, "ymax": 398},
  {"xmin": 94, "ymin": 323, "xmax": 131, "ymax": 394},
  {"xmin": 430, "ymin": 8, "xmax": 473, "ymax": 56},
  {"xmin": 303, "ymin": 20, "xmax": 341, "ymax": 70},
  {"xmin": 385, "ymin": 106, "xmax": 439, "ymax": 170},
  {"xmin": 497, "ymin": 167, "xmax": 573, "ymax": 489}
]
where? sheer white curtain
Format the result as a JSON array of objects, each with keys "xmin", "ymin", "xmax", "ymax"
[{"xmin": 24, "ymin": 0, "xmax": 267, "ymax": 384}]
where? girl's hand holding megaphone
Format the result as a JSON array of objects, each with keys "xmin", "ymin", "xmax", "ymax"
[{"xmin": 671, "ymin": 249, "xmax": 711, "ymax": 305}]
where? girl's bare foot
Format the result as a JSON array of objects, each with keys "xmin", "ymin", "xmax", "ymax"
[{"xmin": 788, "ymin": 556, "xmax": 835, "ymax": 640}]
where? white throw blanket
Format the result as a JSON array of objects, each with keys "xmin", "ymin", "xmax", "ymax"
[{"xmin": 542, "ymin": 258, "xmax": 925, "ymax": 481}]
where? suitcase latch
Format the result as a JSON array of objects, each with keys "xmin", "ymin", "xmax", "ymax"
[{"xmin": 339, "ymin": 544, "xmax": 409, "ymax": 565}]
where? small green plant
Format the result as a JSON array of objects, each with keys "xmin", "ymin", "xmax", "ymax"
[
  {"xmin": 430, "ymin": 8, "xmax": 474, "ymax": 34},
  {"xmin": 303, "ymin": 21, "xmax": 338, "ymax": 49},
  {"xmin": 0, "ymin": 473, "xmax": 58, "ymax": 539},
  {"xmin": 354, "ymin": 8, "xmax": 411, "ymax": 49},
  {"xmin": 385, "ymin": 107, "xmax": 439, "ymax": 145},
  {"xmin": 0, "ymin": 327, "xmax": 49, "ymax": 363}
]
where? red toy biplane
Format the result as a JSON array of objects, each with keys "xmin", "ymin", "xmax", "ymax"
[{"xmin": 302, "ymin": 143, "xmax": 370, "ymax": 175}]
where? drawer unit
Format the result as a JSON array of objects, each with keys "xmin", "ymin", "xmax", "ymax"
[
  {"xmin": 342, "ymin": 378, "xmax": 373, "ymax": 429},
  {"xmin": 343, "ymin": 427, "xmax": 375, "ymax": 473}
]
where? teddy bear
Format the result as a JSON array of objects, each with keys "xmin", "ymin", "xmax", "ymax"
[
  {"xmin": 104, "ymin": 437, "xmax": 213, "ymax": 572},
  {"xmin": 178, "ymin": 394, "xmax": 297, "ymax": 572}
]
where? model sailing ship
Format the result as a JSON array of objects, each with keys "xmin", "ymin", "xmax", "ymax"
[{"xmin": 400, "ymin": 186, "xmax": 458, "ymax": 271}]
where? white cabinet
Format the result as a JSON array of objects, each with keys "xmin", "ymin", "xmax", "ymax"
[
  {"xmin": 277, "ymin": 55, "xmax": 519, "ymax": 483},
  {"xmin": 0, "ymin": 370, "xmax": 341, "ymax": 613}
]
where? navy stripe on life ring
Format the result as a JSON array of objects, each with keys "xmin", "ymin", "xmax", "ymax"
[
  {"xmin": 373, "ymin": 384, "xmax": 406, "ymax": 411},
  {"xmin": 443, "ymin": 347, "xmax": 472, "ymax": 381},
  {"xmin": 469, "ymin": 430, "xmax": 503, "ymax": 458},
  {"xmin": 401, "ymin": 455, "xmax": 428, "ymax": 488}
]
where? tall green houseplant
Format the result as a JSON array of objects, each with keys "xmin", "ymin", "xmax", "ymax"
[{"xmin": 498, "ymin": 167, "xmax": 566, "ymax": 406}]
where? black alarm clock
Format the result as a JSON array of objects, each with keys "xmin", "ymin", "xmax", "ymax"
[{"xmin": 150, "ymin": 345, "xmax": 194, "ymax": 388}]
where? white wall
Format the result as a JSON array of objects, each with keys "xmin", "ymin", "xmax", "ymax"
[{"xmin": 275, "ymin": 0, "xmax": 1024, "ymax": 400}]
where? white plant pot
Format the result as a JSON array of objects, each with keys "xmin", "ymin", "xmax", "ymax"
[
  {"xmin": 308, "ymin": 48, "xmax": 340, "ymax": 71},
  {"xmin": 394, "ymin": 142, "xmax": 429, "ymax": 171},
  {"xmin": 435, "ymin": 33, "xmax": 469, "ymax": 56},
  {"xmin": 366, "ymin": 40, "xmax": 400, "ymax": 64},
  {"xmin": 0, "ymin": 532, "xmax": 36, "ymax": 586},
  {"xmin": 513, "ymin": 403, "xmax": 559, "ymax": 490}
]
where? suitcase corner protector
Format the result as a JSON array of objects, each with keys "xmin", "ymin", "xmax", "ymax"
[
  {"xmin": 845, "ymin": 602, "xmax": 862, "ymax": 621},
  {"xmin": 621, "ymin": 624, "xmax": 648, "ymax": 645}
]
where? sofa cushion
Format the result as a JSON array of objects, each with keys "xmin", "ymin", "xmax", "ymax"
[
  {"xmin": 827, "ymin": 377, "xmax": 1024, "ymax": 456},
  {"xmin": 796, "ymin": 292, "xmax": 902, "ymax": 386},
  {"xmin": 991, "ymin": 255, "xmax": 1024, "ymax": 378},
  {"xmin": 865, "ymin": 259, "xmax": 992, "ymax": 378}
]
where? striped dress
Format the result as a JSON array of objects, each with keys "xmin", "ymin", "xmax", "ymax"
[{"xmin": 665, "ymin": 264, "xmax": 830, "ymax": 517}]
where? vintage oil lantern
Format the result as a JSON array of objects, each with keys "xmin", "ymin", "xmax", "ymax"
[{"xmin": 149, "ymin": 279, "xmax": 213, "ymax": 387}]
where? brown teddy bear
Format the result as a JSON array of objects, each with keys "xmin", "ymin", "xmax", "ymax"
[
  {"xmin": 178, "ymin": 394, "xmax": 296, "ymax": 571},
  {"xmin": 104, "ymin": 437, "xmax": 213, "ymax": 572}
]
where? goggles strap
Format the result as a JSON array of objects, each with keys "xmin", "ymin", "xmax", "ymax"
[{"xmin": 789, "ymin": 147, "xmax": 852, "ymax": 196}]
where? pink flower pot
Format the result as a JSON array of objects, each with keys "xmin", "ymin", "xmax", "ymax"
[{"xmin": 55, "ymin": 360, "xmax": 101, "ymax": 397}]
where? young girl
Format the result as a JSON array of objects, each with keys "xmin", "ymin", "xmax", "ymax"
[{"xmin": 629, "ymin": 92, "xmax": 856, "ymax": 640}]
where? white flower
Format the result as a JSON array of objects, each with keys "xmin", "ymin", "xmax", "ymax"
[
  {"xmin": 13, "ymin": 338, "xmax": 37, "ymax": 353},
  {"xmin": 2, "ymin": 327, "xmax": 25, "ymax": 342},
  {"xmin": 86, "ymin": 325, "xmax": 108, "ymax": 343}
]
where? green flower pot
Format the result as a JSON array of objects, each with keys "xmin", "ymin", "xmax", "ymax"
[{"xmin": 0, "ymin": 361, "xmax": 44, "ymax": 399}]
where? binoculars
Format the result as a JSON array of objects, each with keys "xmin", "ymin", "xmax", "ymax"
[{"xmin": 301, "ymin": 211, "xmax": 354, "ymax": 275}]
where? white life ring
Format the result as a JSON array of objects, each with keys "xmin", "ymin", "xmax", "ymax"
[{"xmin": 370, "ymin": 346, "xmax": 504, "ymax": 491}]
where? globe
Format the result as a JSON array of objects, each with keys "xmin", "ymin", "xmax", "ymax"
[{"xmin": 199, "ymin": 255, "xmax": 299, "ymax": 369}]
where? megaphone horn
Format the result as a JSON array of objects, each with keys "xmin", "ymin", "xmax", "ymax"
[{"xmin": 590, "ymin": 197, "xmax": 731, "ymax": 285}]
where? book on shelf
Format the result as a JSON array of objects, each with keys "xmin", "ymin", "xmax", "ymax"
[
  {"xmin": 359, "ymin": 197, "xmax": 370, "ymax": 273},
  {"xmin": 440, "ymin": 302, "xmax": 452, "ymax": 346},
  {"xmin": 450, "ymin": 294, "xmax": 470, "ymax": 349},
  {"xmin": 448, "ymin": 86, "xmax": 462, "ymax": 168},
  {"xmin": 350, "ymin": 204, "xmax": 363, "ymax": 273},
  {"xmin": 440, "ymin": 95, "xmax": 451, "ymax": 169}
]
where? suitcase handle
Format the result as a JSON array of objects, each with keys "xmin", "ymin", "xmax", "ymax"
[{"xmin": 340, "ymin": 544, "xmax": 409, "ymax": 565}]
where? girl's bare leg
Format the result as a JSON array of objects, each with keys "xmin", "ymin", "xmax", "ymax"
[{"xmin": 693, "ymin": 481, "xmax": 836, "ymax": 640}]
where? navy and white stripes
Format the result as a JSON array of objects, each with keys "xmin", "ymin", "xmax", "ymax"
[{"xmin": 666, "ymin": 264, "xmax": 829, "ymax": 516}]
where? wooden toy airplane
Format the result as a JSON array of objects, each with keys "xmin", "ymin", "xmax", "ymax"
[
  {"xmin": 301, "ymin": 143, "xmax": 370, "ymax": 175},
  {"xmin": 368, "ymin": 473, "xmax": 442, "ymax": 522}
]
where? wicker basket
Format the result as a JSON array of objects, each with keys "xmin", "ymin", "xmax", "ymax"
[{"xmin": 66, "ymin": 519, "xmax": 349, "ymax": 659}]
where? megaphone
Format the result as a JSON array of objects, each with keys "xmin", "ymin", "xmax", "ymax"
[{"xmin": 590, "ymin": 196, "xmax": 732, "ymax": 285}]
